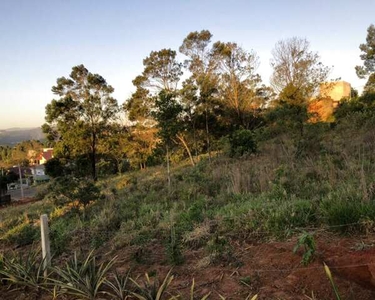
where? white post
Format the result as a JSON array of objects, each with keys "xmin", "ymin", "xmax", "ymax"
[
  {"xmin": 18, "ymin": 164, "xmax": 24, "ymax": 199},
  {"xmin": 40, "ymin": 214, "xmax": 51, "ymax": 276}
]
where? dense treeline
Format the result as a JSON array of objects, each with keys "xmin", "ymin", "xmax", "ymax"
[{"xmin": 35, "ymin": 24, "xmax": 374, "ymax": 180}]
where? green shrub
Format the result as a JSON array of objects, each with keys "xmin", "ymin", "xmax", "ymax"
[
  {"xmin": 229, "ymin": 129, "xmax": 257, "ymax": 157},
  {"xmin": 293, "ymin": 232, "xmax": 316, "ymax": 266},
  {"xmin": 165, "ymin": 226, "xmax": 183, "ymax": 265}
]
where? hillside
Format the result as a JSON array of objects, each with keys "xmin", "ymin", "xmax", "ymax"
[
  {"xmin": 0, "ymin": 127, "xmax": 45, "ymax": 146},
  {"xmin": 1, "ymin": 108, "xmax": 375, "ymax": 298}
]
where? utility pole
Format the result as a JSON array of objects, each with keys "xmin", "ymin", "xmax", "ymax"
[{"xmin": 18, "ymin": 164, "xmax": 24, "ymax": 199}]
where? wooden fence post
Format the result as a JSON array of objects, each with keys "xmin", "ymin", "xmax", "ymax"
[{"xmin": 40, "ymin": 214, "xmax": 51, "ymax": 276}]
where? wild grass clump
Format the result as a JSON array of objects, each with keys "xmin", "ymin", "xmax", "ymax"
[{"xmin": 1, "ymin": 220, "xmax": 39, "ymax": 246}]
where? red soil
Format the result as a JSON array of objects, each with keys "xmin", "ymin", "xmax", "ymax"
[
  {"xmin": 110, "ymin": 233, "xmax": 375, "ymax": 299},
  {"xmin": 2, "ymin": 233, "xmax": 375, "ymax": 299}
]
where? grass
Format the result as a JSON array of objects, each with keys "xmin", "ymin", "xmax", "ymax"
[
  {"xmin": 1, "ymin": 117, "xmax": 375, "ymax": 297},
  {"xmin": 2, "ymin": 141, "xmax": 375, "ymax": 255}
]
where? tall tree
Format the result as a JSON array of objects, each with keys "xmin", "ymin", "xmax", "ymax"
[
  {"xmin": 153, "ymin": 91, "xmax": 183, "ymax": 188},
  {"xmin": 141, "ymin": 49, "xmax": 183, "ymax": 92},
  {"xmin": 270, "ymin": 37, "xmax": 330, "ymax": 104},
  {"xmin": 180, "ymin": 30, "xmax": 219, "ymax": 161},
  {"xmin": 124, "ymin": 76, "xmax": 155, "ymax": 125},
  {"xmin": 355, "ymin": 24, "xmax": 375, "ymax": 95},
  {"xmin": 211, "ymin": 41, "xmax": 265, "ymax": 129},
  {"xmin": 355, "ymin": 24, "xmax": 375, "ymax": 82},
  {"xmin": 364, "ymin": 73, "xmax": 375, "ymax": 94},
  {"xmin": 123, "ymin": 49, "xmax": 184, "ymax": 168},
  {"xmin": 123, "ymin": 76, "xmax": 158, "ymax": 169},
  {"xmin": 43, "ymin": 65, "xmax": 119, "ymax": 180}
]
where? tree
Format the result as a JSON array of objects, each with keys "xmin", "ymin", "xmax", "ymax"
[
  {"xmin": 270, "ymin": 37, "xmax": 330, "ymax": 103},
  {"xmin": 125, "ymin": 125, "xmax": 159, "ymax": 169},
  {"xmin": 180, "ymin": 77, "xmax": 200, "ymax": 160},
  {"xmin": 363, "ymin": 73, "xmax": 375, "ymax": 95},
  {"xmin": 141, "ymin": 49, "xmax": 183, "ymax": 92},
  {"xmin": 100, "ymin": 124, "xmax": 129, "ymax": 175},
  {"xmin": 355, "ymin": 24, "xmax": 375, "ymax": 80},
  {"xmin": 45, "ymin": 158, "xmax": 65, "ymax": 178},
  {"xmin": 211, "ymin": 41, "xmax": 265, "ymax": 129},
  {"xmin": 124, "ymin": 76, "xmax": 154, "ymax": 124},
  {"xmin": 43, "ymin": 65, "xmax": 119, "ymax": 180},
  {"xmin": 49, "ymin": 176, "xmax": 100, "ymax": 211},
  {"xmin": 180, "ymin": 30, "xmax": 219, "ymax": 161},
  {"xmin": 153, "ymin": 91, "xmax": 183, "ymax": 188}
]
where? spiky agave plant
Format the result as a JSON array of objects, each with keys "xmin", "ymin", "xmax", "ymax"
[
  {"xmin": 104, "ymin": 270, "xmax": 131, "ymax": 300},
  {"xmin": 0, "ymin": 250, "xmax": 49, "ymax": 297},
  {"xmin": 130, "ymin": 269, "xmax": 176, "ymax": 300},
  {"xmin": 52, "ymin": 250, "xmax": 116, "ymax": 300}
]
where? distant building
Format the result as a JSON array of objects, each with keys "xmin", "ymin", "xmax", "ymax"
[
  {"xmin": 319, "ymin": 81, "xmax": 351, "ymax": 102},
  {"xmin": 33, "ymin": 148, "xmax": 54, "ymax": 165},
  {"xmin": 30, "ymin": 165, "xmax": 46, "ymax": 176},
  {"xmin": 309, "ymin": 81, "xmax": 351, "ymax": 122},
  {"xmin": 30, "ymin": 164, "xmax": 50, "ymax": 183}
]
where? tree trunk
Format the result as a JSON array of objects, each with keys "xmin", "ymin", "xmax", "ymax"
[
  {"xmin": 166, "ymin": 144, "xmax": 171, "ymax": 190},
  {"xmin": 177, "ymin": 134, "xmax": 195, "ymax": 166},
  {"xmin": 193, "ymin": 120, "xmax": 198, "ymax": 159},
  {"xmin": 91, "ymin": 132, "xmax": 97, "ymax": 181},
  {"xmin": 205, "ymin": 106, "xmax": 211, "ymax": 163}
]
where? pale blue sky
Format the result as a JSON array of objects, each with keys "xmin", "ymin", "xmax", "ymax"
[{"xmin": 0, "ymin": 0, "xmax": 373, "ymax": 129}]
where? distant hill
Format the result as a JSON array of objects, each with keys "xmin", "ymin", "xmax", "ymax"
[{"xmin": 0, "ymin": 127, "xmax": 45, "ymax": 146}]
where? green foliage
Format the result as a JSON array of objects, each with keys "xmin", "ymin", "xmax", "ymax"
[
  {"xmin": 44, "ymin": 64, "xmax": 119, "ymax": 180},
  {"xmin": 265, "ymin": 102, "xmax": 309, "ymax": 137},
  {"xmin": 355, "ymin": 24, "xmax": 375, "ymax": 78},
  {"xmin": 48, "ymin": 176, "xmax": 101, "ymax": 208},
  {"xmin": 293, "ymin": 232, "xmax": 316, "ymax": 266},
  {"xmin": 0, "ymin": 250, "xmax": 48, "ymax": 293},
  {"xmin": 165, "ymin": 225, "xmax": 184, "ymax": 265},
  {"xmin": 45, "ymin": 158, "xmax": 65, "ymax": 178},
  {"xmin": 52, "ymin": 251, "xmax": 116, "ymax": 300},
  {"xmin": 1, "ymin": 221, "xmax": 39, "ymax": 246},
  {"xmin": 153, "ymin": 90, "xmax": 183, "ymax": 144},
  {"xmin": 321, "ymin": 197, "xmax": 375, "ymax": 232},
  {"xmin": 49, "ymin": 216, "xmax": 76, "ymax": 255},
  {"xmin": 229, "ymin": 129, "xmax": 257, "ymax": 157}
]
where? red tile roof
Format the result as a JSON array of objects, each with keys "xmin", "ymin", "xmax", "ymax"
[{"xmin": 42, "ymin": 149, "xmax": 53, "ymax": 160}]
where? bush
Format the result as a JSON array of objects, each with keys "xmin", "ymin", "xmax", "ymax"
[
  {"xmin": 229, "ymin": 129, "xmax": 257, "ymax": 157},
  {"xmin": 48, "ymin": 176, "xmax": 101, "ymax": 209},
  {"xmin": 45, "ymin": 158, "xmax": 65, "ymax": 178}
]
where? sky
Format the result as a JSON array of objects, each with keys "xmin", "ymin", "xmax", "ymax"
[{"xmin": 0, "ymin": 0, "xmax": 374, "ymax": 129}]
